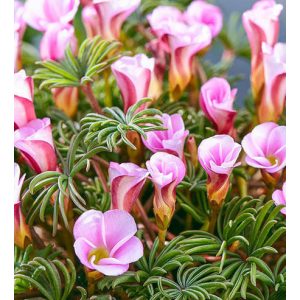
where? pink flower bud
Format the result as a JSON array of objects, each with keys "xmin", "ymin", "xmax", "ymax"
[
  {"xmin": 258, "ymin": 43, "xmax": 286, "ymax": 122},
  {"xmin": 242, "ymin": 0, "xmax": 283, "ymax": 101},
  {"xmin": 40, "ymin": 24, "xmax": 77, "ymax": 61},
  {"xmin": 14, "ymin": 70, "xmax": 36, "ymax": 130},
  {"xmin": 142, "ymin": 113, "xmax": 189, "ymax": 161},
  {"xmin": 52, "ymin": 87, "xmax": 79, "ymax": 117},
  {"xmin": 15, "ymin": 1, "xmax": 26, "ymax": 71},
  {"xmin": 82, "ymin": 5, "xmax": 102, "ymax": 38},
  {"xmin": 23, "ymin": 0, "xmax": 80, "ymax": 31},
  {"xmin": 184, "ymin": 0, "xmax": 223, "ymax": 38},
  {"xmin": 73, "ymin": 209, "xmax": 143, "ymax": 275},
  {"xmin": 91, "ymin": 0, "xmax": 141, "ymax": 40},
  {"xmin": 111, "ymin": 54, "xmax": 154, "ymax": 112},
  {"xmin": 146, "ymin": 152, "xmax": 186, "ymax": 230},
  {"xmin": 14, "ymin": 163, "xmax": 31, "ymax": 248},
  {"xmin": 109, "ymin": 162, "xmax": 149, "ymax": 212},
  {"xmin": 241, "ymin": 122, "xmax": 286, "ymax": 174},
  {"xmin": 200, "ymin": 77, "xmax": 237, "ymax": 136},
  {"xmin": 14, "ymin": 118, "xmax": 57, "ymax": 173},
  {"xmin": 272, "ymin": 182, "xmax": 286, "ymax": 215},
  {"xmin": 198, "ymin": 135, "xmax": 241, "ymax": 204}
]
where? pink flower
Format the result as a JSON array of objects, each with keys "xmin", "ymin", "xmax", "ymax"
[
  {"xmin": 146, "ymin": 152, "xmax": 186, "ymax": 230},
  {"xmin": 142, "ymin": 113, "xmax": 189, "ymax": 161},
  {"xmin": 109, "ymin": 162, "xmax": 149, "ymax": 212},
  {"xmin": 73, "ymin": 209, "xmax": 143, "ymax": 275},
  {"xmin": 14, "ymin": 70, "xmax": 36, "ymax": 130},
  {"xmin": 82, "ymin": 5, "xmax": 102, "ymax": 38},
  {"xmin": 40, "ymin": 23, "xmax": 77, "ymax": 61},
  {"xmin": 241, "ymin": 122, "xmax": 286, "ymax": 173},
  {"xmin": 52, "ymin": 87, "xmax": 79, "ymax": 117},
  {"xmin": 147, "ymin": 6, "xmax": 212, "ymax": 93},
  {"xmin": 272, "ymin": 182, "xmax": 286, "ymax": 215},
  {"xmin": 14, "ymin": 118, "xmax": 57, "ymax": 173},
  {"xmin": 198, "ymin": 135, "xmax": 241, "ymax": 204},
  {"xmin": 199, "ymin": 77, "xmax": 237, "ymax": 136},
  {"xmin": 258, "ymin": 43, "xmax": 286, "ymax": 122},
  {"xmin": 15, "ymin": 1, "xmax": 26, "ymax": 71},
  {"xmin": 14, "ymin": 163, "xmax": 31, "ymax": 248},
  {"xmin": 242, "ymin": 0, "xmax": 283, "ymax": 100},
  {"xmin": 90, "ymin": 0, "xmax": 141, "ymax": 40},
  {"xmin": 184, "ymin": 0, "xmax": 223, "ymax": 37},
  {"xmin": 111, "ymin": 54, "xmax": 154, "ymax": 112},
  {"xmin": 23, "ymin": 0, "xmax": 80, "ymax": 31}
]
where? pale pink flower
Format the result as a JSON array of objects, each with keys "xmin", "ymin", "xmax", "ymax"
[
  {"xmin": 82, "ymin": 5, "xmax": 102, "ymax": 38},
  {"xmin": 258, "ymin": 42, "xmax": 286, "ymax": 122},
  {"xmin": 146, "ymin": 152, "xmax": 186, "ymax": 230},
  {"xmin": 111, "ymin": 54, "xmax": 155, "ymax": 112},
  {"xmin": 14, "ymin": 70, "xmax": 36, "ymax": 130},
  {"xmin": 109, "ymin": 162, "xmax": 149, "ymax": 212},
  {"xmin": 198, "ymin": 135, "xmax": 241, "ymax": 204},
  {"xmin": 242, "ymin": 0, "xmax": 283, "ymax": 100},
  {"xmin": 15, "ymin": 1, "xmax": 26, "ymax": 71},
  {"xmin": 272, "ymin": 182, "xmax": 286, "ymax": 215},
  {"xmin": 90, "ymin": 0, "xmax": 141, "ymax": 40},
  {"xmin": 40, "ymin": 23, "xmax": 77, "ymax": 61},
  {"xmin": 14, "ymin": 163, "xmax": 31, "ymax": 248},
  {"xmin": 184, "ymin": 0, "xmax": 223, "ymax": 37},
  {"xmin": 241, "ymin": 122, "xmax": 286, "ymax": 173},
  {"xmin": 73, "ymin": 209, "xmax": 143, "ymax": 275},
  {"xmin": 14, "ymin": 118, "xmax": 57, "ymax": 173},
  {"xmin": 142, "ymin": 113, "xmax": 189, "ymax": 161},
  {"xmin": 200, "ymin": 77, "xmax": 237, "ymax": 136},
  {"xmin": 23, "ymin": 0, "xmax": 80, "ymax": 31}
]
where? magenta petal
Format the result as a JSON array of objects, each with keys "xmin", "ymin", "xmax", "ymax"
[
  {"xmin": 73, "ymin": 210, "xmax": 105, "ymax": 247},
  {"xmin": 103, "ymin": 210, "xmax": 137, "ymax": 251},
  {"xmin": 73, "ymin": 237, "xmax": 95, "ymax": 269},
  {"xmin": 91, "ymin": 258, "xmax": 129, "ymax": 276},
  {"xmin": 111, "ymin": 236, "xmax": 143, "ymax": 263}
]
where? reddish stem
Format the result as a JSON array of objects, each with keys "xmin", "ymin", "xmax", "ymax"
[
  {"xmin": 82, "ymin": 83, "xmax": 102, "ymax": 114},
  {"xmin": 91, "ymin": 160, "xmax": 109, "ymax": 193}
]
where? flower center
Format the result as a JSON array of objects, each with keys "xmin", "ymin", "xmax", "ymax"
[
  {"xmin": 267, "ymin": 155, "xmax": 277, "ymax": 165},
  {"xmin": 88, "ymin": 247, "xmax": 109, "ymax": 264}
]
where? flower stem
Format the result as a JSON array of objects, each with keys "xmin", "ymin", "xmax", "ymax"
[
  {"xmin": 208, "ymin": 201, "xmax": 220, "ymax": 233},
  {"xmin": 104, "ymin": 70, "xmax": 112, "ymax": 107},
  {"xmin": 158, "ymin": 228, "xmax": 167, "ymax": 249},
  {"xmin": 91, "ymin": 160, "xmax": 109, "ymax": 193},
  {"xmin": 82, "ymin": 83, "xmax": 102, "ymax": 114}
]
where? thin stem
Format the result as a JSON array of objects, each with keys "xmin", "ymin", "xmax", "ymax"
[
  {"xmin": 135, "ymin": 199, "xmax": 156, "ymax": 241},
  {"xmin": 82, "ymin": 83, "xmax": 102, "ymax": 114},
  {"xmin": 158, "ymin": 228, "xmax": 167, "ymax": 249},
  {"xmin": 237, "ymin": 177, "xmax": 248, "ymax": 198},
  {"xmin": 150, "ymin": 223, "xmax": 175, "ymax": 240},
  {"xmin": 104, "ymin": 70, "xmax": 112, "ymax": 107},
  {"xmin": 208, "ymin": 201, "xmax": 220, "ymax": 234},
  {"xmin": 91, "ymin": 160, "xmax": 109, "ymax": 193}
]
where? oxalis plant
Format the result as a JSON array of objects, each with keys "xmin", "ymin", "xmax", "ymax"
[{"xmin": 14, "ymin": 0, "xmax": 286, "ymax": 299}]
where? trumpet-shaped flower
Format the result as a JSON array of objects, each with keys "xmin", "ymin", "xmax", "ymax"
[
  {"xmin": 40, "ymin": 23, "xmax": 77, "ymax": 61},
  {"xmin": 200, "ymin": 77, "xmax": 237, "ymax": 136},
  {"xmin": 88, "ymin": 0, "xmax": 141, "ymax": 40},
  {"xmin": 242, "ymin": 0, "xmax": 283, "ymax": 101},
  {"xmin": 258, "ymin": 42, "xmax": 286, "ymax": 122},
  {"xmin": 109, "ymin": 162, "xmax": 149, "ymax": 212},
  {"xmin": 142, "ymin": 113, "xmax": 189, "ymax": 161},
  {"xmin": 146, "ymin": 152, "xmax": 186, "ymax": 230},
  {"xmin": 241, "ymin": 122, "xmax": 286, "ymax": 174},
  {"xmin": 14, "ymin": 70, "xmax": 36, "ymax": 129},
  {"xmin": 184, "ymin": 0, "xmax": 223, "ymax": 37},
  {"xmin": 14, "ymin": 163, "xmax": 31, "ymax": 248},
  {"xmin": 73, "ymin": 209, "xmax": 143, "ymax": 276},
  {"xmin": 272, "ymin": 182, "xmax": 286, "ymax": 215},
  {"xmin": 14, "ymin": 118, "xmax": 57, "ymax": 173},
  {"xmin": 198, "ymin": 135, "xmax": 241, "ymax": 204},
  {"xmin": 23, "ymin": 0, "xmax": 80, "ymax": 31},
  {"xmin": 111, "ymin": 54, "xmax": 155, "ymax": 112},
  {"xmin": 15, "ymin": 1, "xmax": 26, "ymax": 71}
]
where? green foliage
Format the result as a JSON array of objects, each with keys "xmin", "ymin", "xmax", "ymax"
[
  {"xmin": 81, "ymin": 98, "xmax": 164, "ymax": 151},
  {"xmin": 34, "ymin": 37, "xmax": 123, "ymax": 89}
]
